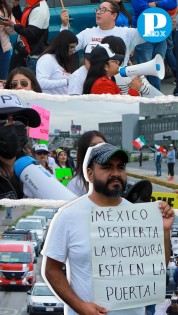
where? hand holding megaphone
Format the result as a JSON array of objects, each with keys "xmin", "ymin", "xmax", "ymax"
[
  {"xmin": 119, "ymin": 54, "xmax": 165, "ymax": 79},
  {"xmin": 129, "ymin": 76, "xmax": 143, "ymax": 91}
]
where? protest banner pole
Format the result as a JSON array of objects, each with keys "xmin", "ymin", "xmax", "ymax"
[
  {"xmin": 59, "ymin": 0, "xmax": 64, "ymax": 9},
  {"xmin": 60, "ymin": 0, "xmax": 70, "ymax": 28}
]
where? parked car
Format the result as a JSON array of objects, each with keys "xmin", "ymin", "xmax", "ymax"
[
  {"xmin": 16, "ymin": 219, "xmax": 45, "ymax": 246},
  {"xmin": 2, "ymin": 228, "xmax": 32, "ymax": 242},
  {"xmin": 30, "ymin": 231, "xmax": 41, "ymax": 257},
  {"xmin": 26, "ymin": 216, "xmax": 47, "ymax": 239},
  {"xmin": 0, "ymin": 240, "xmax": 37, "ymax": 287},
  {"xmin": 26, "ymin": 282, "xmax": 64, "ymax": 315},
  {"xmin": 33, "ymin": 208, "xmax": 57, "ymax": 225}
]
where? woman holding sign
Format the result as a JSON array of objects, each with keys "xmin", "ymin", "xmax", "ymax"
[{"xmin": 55, "ymin": 148, "xmax": 73, "ymax": 186}]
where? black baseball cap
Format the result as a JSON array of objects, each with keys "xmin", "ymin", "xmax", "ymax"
[
  {"xmin": 90, "ymin": 43, "xmax": 125, "ymax": 63},
  {"xmin": 0, "ymin": 94, "xmax": 41, "ymax": 127},
  {"xmin": 87, "ymin": 143, "xmax": 128, "ymax": 167}
]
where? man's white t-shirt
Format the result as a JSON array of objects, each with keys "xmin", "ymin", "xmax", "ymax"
[
  {"xmin": 61, "ymin": 26, "xmax": 144, "ymax": 65},
  {"xmin": 28, "ymin": 0, "xmax": 49, "ymax": 29},
  {"xmin": 43, "ymin": 195, "xmax": 145, "ymax": 315}
]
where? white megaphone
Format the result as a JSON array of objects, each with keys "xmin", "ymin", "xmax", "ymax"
[
  {"xmin": 14, "ymin": 156, "xmax": 76, "ymax": 200},
  {"xmin": 119, "ymin": 54, "xmax": 165, "ymax": 79}
]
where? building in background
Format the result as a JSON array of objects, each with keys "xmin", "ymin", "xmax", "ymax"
[{"xmin": 99, "ymin": 102, "xmax": 178, "ymax": 152}]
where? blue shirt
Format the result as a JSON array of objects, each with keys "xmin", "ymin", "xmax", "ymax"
[
  {"xmin": 115, "ymin": 12, "xmax": 130, "ymax": 27},
  {"xmin": 167, "ymin": 149, "xmax": 176, "ymax": 163},
  {"xmin": 132, "ymin": 0, "xmax": 177, "ymax": 27}
]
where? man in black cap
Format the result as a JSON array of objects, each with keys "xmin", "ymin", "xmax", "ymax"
[
  {"xmin": 43, "ymin": 142, "xmax": 174, "ymax": 315},
  {"xmin": 0, "ymin": 94, "xmax": 41, "ymax": 199}
]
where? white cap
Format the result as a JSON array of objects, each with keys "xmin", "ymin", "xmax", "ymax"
[
  {"xmin": 34, "ymin": 144, "xmax": 49, "ymax": 153},
  {"xmin": 84, "ymin": 41, "xmax": 99, "ymax": 60}
]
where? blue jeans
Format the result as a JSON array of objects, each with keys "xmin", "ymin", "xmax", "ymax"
[
  {"xmin": 155, "ymin": 162, "xmax": 161, "ymax": 176},
  {"xmin": 166, "ymin": 33, "xmax": 177, "ymax": 78},
  {"xmin": 27, "ymin": 57, "xmax": 38, "ymax": 75},
  {"xmin": 0, "ymin": 44, "xmax": 11, "ymax": 80},
  {"xmin": 135, "ymin": 40, "xmax": 167, "ymax": 91}
]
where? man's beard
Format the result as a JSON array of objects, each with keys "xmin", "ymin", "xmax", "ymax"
[{"xmin": 93, "ymin": 175, "xmax": 126, "ymax": 198}]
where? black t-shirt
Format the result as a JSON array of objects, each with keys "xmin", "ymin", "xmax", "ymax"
[{"xmin": 0, "ymin": 172, "xmax": 23, "ymax": 199}]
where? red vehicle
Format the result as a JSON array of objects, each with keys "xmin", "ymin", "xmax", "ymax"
[{"xmin": 0, "ymin": 240, "xmax": 37, "ymax": 287}]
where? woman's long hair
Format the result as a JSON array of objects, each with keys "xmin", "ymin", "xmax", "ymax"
[
  {"xmin": 83, "ymin": 60, "xmax": 108, "ymax": 94},
  {"xmin": 4, "ymin": 67, "xmax": 42, "ymax": 92},
  {"xmin": 75, "ymin": 131, "xmax": 107, "ymax": 190},
  {"xmin": 40, "ymin": 30, "xmax": 78, "ymax": 73},
  {"xmin": 0, "ymin": 0, "xmax": 11, "ymax": 18},
  {"xmin": 170, "ymin": 300, "xmax": 178, "ymax": 314},
  {"xmin": 55, "ymin": 151, "xmax": 72, "ymax": 170},
  {"xmin": 117, "ymin": 0, "xmax": 132, "ymax": 26}
]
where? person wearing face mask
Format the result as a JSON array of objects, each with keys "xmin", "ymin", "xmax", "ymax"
[
  {"xmin": 0, "ymin": 0, "xmax": 50, "ymax": 74},
  {"xmin": 0, "ymin": 94, "xmax": 41, "ymax": 199}
]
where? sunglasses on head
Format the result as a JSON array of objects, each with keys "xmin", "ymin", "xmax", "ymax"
[{"xmin": 10, "ymin": 79, "xmax": 30, "ymax": 89}]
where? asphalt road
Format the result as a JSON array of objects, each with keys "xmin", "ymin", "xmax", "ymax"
[
  {"xmin": 0, "ymin": 255, "xmax": 43, "ymax": 315},
  {"xmin": 128, "ymin": 159, "xmax": 170, "ymax": 175},
  {"xmin": 127, "ymin": 159, "xmax": 174, "ymax": 192}
]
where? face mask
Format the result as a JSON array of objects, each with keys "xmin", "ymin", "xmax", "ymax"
[
  {"xmin": 16, "ymin": 124, "xmax": 28, "ymax": 151},
  {"xmin": 0, "ymin": 125, "xmax": 19, "ymax": 159}
]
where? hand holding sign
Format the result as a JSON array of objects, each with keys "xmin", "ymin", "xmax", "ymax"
[
  {"xmin": 60, "ymin": 0, "xmax": 70, "ymax": 27},
  {"xmin": 158, "ymin": 201, "xmax": 174, "ymax": 229}
]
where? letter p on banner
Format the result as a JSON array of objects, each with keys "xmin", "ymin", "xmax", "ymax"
[{"xmin": 137, "ymin": 8, "xmax": 172, "ymax": 43}]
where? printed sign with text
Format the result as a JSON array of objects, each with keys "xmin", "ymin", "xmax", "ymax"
[
  {"xmin": 90, "ymin": 202, "xmax": 166, "ymax": 310},
  {"xmin": 29, "ymin": 104, "xmax": 50, "ymax": 140}
]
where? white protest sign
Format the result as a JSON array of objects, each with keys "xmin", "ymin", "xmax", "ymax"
[{"xmin": 90, "ymin": 202, "xmax": 166, "ymax": 310}]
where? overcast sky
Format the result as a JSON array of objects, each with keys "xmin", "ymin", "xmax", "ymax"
[{"xmin": 25, "ymin": 95, "xmax": 140, "ymax": 133}]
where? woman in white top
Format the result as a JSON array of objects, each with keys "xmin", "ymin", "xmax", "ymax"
[{"xmin": 36, "ymin": 30, "xmax": 78, "ymax": 94}]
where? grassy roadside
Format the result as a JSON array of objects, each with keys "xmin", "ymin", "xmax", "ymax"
[
  {"xmin": 12, "ymin": 207, "xmax": 37, "ymax": 226},
  {"xmin": 0, "ymin": 206, "xmax": 37, "ymax": 238}
]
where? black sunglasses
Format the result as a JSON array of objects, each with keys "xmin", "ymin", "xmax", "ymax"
[
  {"xmin": 10, "ymin": 79, "xmax": 30, "ymax": 89},
  {"xmin": 35, "ymin": 151, "xmax": 48, "ymax": 155}
]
